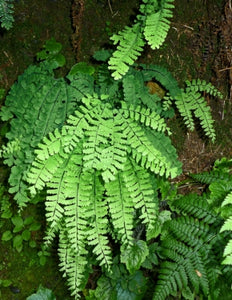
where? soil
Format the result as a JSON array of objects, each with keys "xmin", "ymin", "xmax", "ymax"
[{"xmin": 0, "ymin": 0, "xmax": 232, "ymax": 299}]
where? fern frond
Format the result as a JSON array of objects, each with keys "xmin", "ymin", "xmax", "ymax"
[
  {"xmin": 209, "ymin": 180, "xmax": 232, "ymax": 205},
  {"xmin": 106, "ymin": 171, "xmax": 134, "ymax": 247},
  {"xmin": 171, "ymin": 193, "xmax": 218, "ymax": 224},
  {"xmin": 120, "ymin": 102, "xmax": 170, "ymax": 134},
  {"xmin": 0, "ymin": 64, "xmax": 81, "ymax": 207},
  {"xmin": 185, "ymin": 79, "xmax": 223, "ymax": 99},
  {"xmin": 222, "ymin": 240, "xmax": 232, "ymax": 265},
  {"xmin": 122, "ymin": 158, "xmax": 159, "ymax": 240},
  {"xmin": 220, "ymin": 193, "xmax": 232, "ymax": 265},
  {"xmin": 192, "ymin": 95, "xmax": 216, "ymax": 142},
  {"xmin": 190, "ymin": 170, "xmax": 232, "ymax": 185},
  {"xmin": 108, "ymin": 23, "xmax": 145, "ymax": 80},
  {"xmin": 174, "ymin": 81, "xmax": 217, "ymax": 142},
  {"xmin": 118, "ymin": 112, "xmax": 181, "ymax": 178},
  {"xmin": 221, "ymin": 190, "xmax": 232, "ymax": 207},
  {"xmin": 86, "ymin": 172, "xmax": 112, "ymax": 269},
  {"xmin": 82, "ymin": 102, "xmax": 127, "ymax": 182},
  {"xmin": 58, "ymin": 229, "xmax": 88, "ymax": 299},
  {"xmin": 143, "ymin": 0, "xmax": 174, "ymax": 50},
  {"xmin": 0, "ymin": 0, "xmax": 14, "ymax": 29},
  {"xmin": 153, "ymin": 209, "xmax": 220, "ymax": 299}
]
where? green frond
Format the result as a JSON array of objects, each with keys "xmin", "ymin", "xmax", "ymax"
[
  {"xmin": 82, "ymin": 102, "xmax": 127, "ymax": 182},
  {"xmin": 222, "ymin": 240, "xmax": 232, "ymax": 265},
  {"xmin": 108, "ymin": 23, "xmax": 145, "ymax": 80},
  {"xmin": 119, "ymin": 112, "xmax": 181, "ymax": 178},
  {"xmin": 122, "ymin": 158, "xmax": 159, "ymax": 240},
  {"xmin": 222, "ymin": 190, "xmax": 232, "ymax": 207},
  {"xmin": 153, "ymin": 208, "xmax": 220, "ymax": 299},
  {"xmin": 122, "ymin": 72, "xmax": 161, "ymax": 111},
  {"xmin": 192, "ymin": 95, "xmax": 216, "ymax": 142},
  {"xmin": 153, "ymin": 261, "xmax": 187, "ymax": 300},
  {"xmin": 220, "ymin": 216, "xmax": 232, "ymax": 233},
  {"xmin": 0, "ymin": 63, "xmax": 81, "ymax": 207},
  {"xmin": 120, "ymin": 102, "xmax": 170, "ymax": 134},
  {"xmin": 106, "ymin": 172, "xmax": 134, "ymax": 247},
  {"xmin": 143, "ymin": 0, "xmax": 174, "ymax": 50},
  {"xmin": 190, "ymin": 169, "xmax": 232, "ymax": 185},
  {"xmin": 174, "ymin": 91, "xmax": 195, "ymax": 131},
  {"xmin": 174, "ymin": 80, "xmax": 217, "ymax": 142},
  {"xmin": 58, "ymin": 229, "xmax": 88, "ymax": 299},
  {"xmin": 0, "ymin": 0, "xmax": 14, "ymax": 29},
  {"xmin": 86, "ymin": 172, "xmax": 112, "ymax": 269},
  {"xmin": 171, "ymin": 193, "xmax": 218, "ymax": 224},
  {"xmin": 185, "ymin": 79, "xmax": 223, "ymax": 99},
  {"xmin": 145, "ymin": 128, "xmax": 182, "ymax": 178},
  {"xmin": 68, "ymin": 72, "xmax": 94, "ymax": 97},
  {"xmin": 209, "ymin": 180, "xmax": 232, "ymax": 206}
]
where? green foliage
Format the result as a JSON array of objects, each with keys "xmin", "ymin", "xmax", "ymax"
[
  {"xmin": 174, "ymin": 79, "xmax": 223, "ymax": 142},
  {"xmin": 26, "ymin": 285, "xmax": 56, "ymax": 300},
  {"xmin": 86, "ymin": 257, "xmax": 147, "ymax": 300},
  {"xmin": 0, "ymin": 43, "xmax": 87, "ymax": 208},
  {"xmin": 0, "ymin": 0, "xmax": 14, "ymax": 30},
  {"xmin": 152, "ymin": 193, "xmax": 230, "ymax": 300},
  {"xmin": 1, "ymin": 212, "xmax": 41, "ymax": 252},
  {"xmin": 36, "ymin": 38, "xmax": 66, "ymax": 68},
  {"xmin": 108, "ymin": 0, "xmax": 174, "ymax": 79},
  {"xmin": 0, "ymin": 33, "xmax": 222, "ymax": 297},
  {"xmin": 190, "ymin": 158, "xmax": 232, "ymax": 266}
]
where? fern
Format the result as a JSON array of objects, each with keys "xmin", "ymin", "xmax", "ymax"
[
  {"xmin": 143, "ymin": 0, "xmax": 174, "ymax": 50},
  {"xmin": 190, "ymin": 158, "xmax": 232, "ymax": 267},
  {"xmin": 173, "ymin": 79, "xmax": 223, "ymax": 142},
  {"xmin": 153, "ymin": 194, "xmax": 223, "ymax": 300},
  {"xmin": 0, "ymin": 57, "xmax": 94, "ymax": 207},
  {"xmin": 0, "ymin": 31, "xmax": 223, "ymax": 298},
  {"xmin": 108, "ymin": 23, "xmax": 145, "ymax": 80},
  {"xmin": 108, "ymin": 0, "xmax": 174, "ymax": 79},
  {"xmin": 0, "ymin": 0, "xmax": 14, "ymax": 30}
]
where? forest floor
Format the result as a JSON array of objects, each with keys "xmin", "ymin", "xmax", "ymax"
[{"xmin": 0, "ymin": 0, "xmax": 232, "ymax": 299}]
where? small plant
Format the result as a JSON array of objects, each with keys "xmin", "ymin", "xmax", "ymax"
[{"xmin": 1, "ymin": 214, "xmax": 41, "ymax": 252}]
